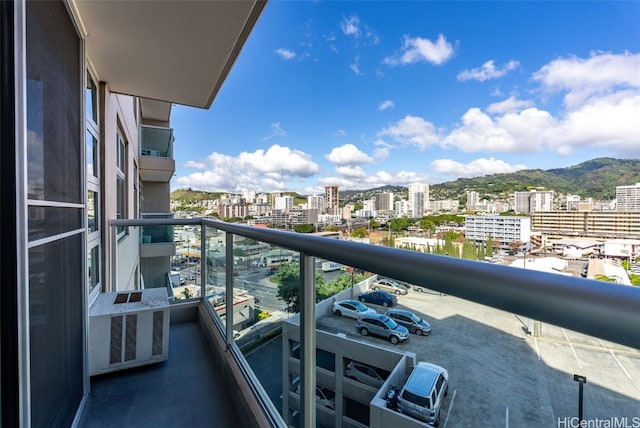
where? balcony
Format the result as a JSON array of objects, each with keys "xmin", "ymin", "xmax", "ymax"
[
  {"xmin": 140, "ymin": 213, "xmax": 175, "ymax": 258},
  {"xmin": 139, "ymin": 125, "xmax": 175, "ymax": 182},
  {"xmin": 81, "ymin": 217, "xmax": 640, "ymax": 428}
]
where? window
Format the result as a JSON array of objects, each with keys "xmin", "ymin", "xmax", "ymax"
[
  {"xmin": 87, "ymin": 190, "xmax": 98, "ymax": 233},
  {"xmin": 88, "ymin": 245, "xmax": 100, "ymax": 293},
  {"xmin": 116, "ymin": 130, "xmax": 127, "ymax": 236},
  {"xmin": 86, "ymin": 70, "xmax": 98, "ymax": 125}
]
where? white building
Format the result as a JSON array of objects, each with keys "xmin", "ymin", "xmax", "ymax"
[
  {"xmin": 616, "ymin": 183, "xmax": 640, "ymax": 211},
  {"xmin": 274, "ymin": 195, "xmax": 294, "ymax": 210},
  {"xmin": 408, "ymin": 183, "xmax": 429, "ymax": 218},
  {"xmin": 308, "ymin": 194, "xmax": 325, "ymax": 213},
  {"xmin": 466, "ymin": 191, "xmax": 479, "ymax": 212},
  {"xmin": 324, "ymin": 185, "xmax": 339, "ymax": 215},
  {"xmin": 395, "ymin": 199, "xmax": 411, "ymax": 217},
  {"xmin": 465, "ymin": 215, "xmax": 532, "ymax": 248},
  {"xmin": 514, "ymin": 190, "xmax": 554, "ymax": 214}
]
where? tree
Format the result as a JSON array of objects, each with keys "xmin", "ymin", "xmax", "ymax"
[
  {"xmin": 369, "ymin": 218, "xmax": 380, "ymax": 229},
  {"xmin": 485, "ymin": 235, "xmax": 494, "ymax": 258},
  {"xmin": 351, "ymin": 227, "xmax": 369, "ymax": 238},
  {"xmin": 273, "ymin": 263, "xmax": 326, "ymax": 312},
  {"xmin": 294, "ymin": 224, "xmax": 315, "ymax": 233}
]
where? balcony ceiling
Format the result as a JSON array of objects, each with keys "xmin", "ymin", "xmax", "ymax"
[{"xmin": 71, "ymin": 0, "xmax": 266, "ymax": 109}]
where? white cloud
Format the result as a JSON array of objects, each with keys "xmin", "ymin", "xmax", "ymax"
[
  {"xmin": 350, "ymin": 55, "xmax": 362, "ymax": 75},
  {"xmin": 176, "ymin": 145, "xmax": 319, "ymax": 192},
  {"xmin": 377, "ymin": 115, "xmax": 440, "ymax": 149},
  {"xmin": 430, "ymin": 158, "xmax": 527, "ymax": 179},
  {"xmin": 335, "ymin": 165, "xmax": 366, "ymax": 178},
  {"xmin": 443, "ymin": 107, "xmax": 554, "ymax": 153},
  {"xmin": 333, "ymin": 129, "xmax": 348, "ymax": 137},
  {"xmin": 341, "ymin": 16, "xmax": 360, "ymax": 37},
  {"xmin": 384, "ymin": 34, "xmax": 454, "ymax": 66},
  {"xmin": 262, "ymin": 122, "xmax": 288, "ymax": 140},
  {"xmin": 373, "ymin": 147, "xmax": 390, "ymax": 160},
  {"xmin": 275, "ymin": 48, "xmax": 296, "ymax": 60},
  {"xmin": 457, "ymin": 60, "xmax": 519, "ymax": 82},
  {"xmin": 318, "ymin": 170, "xmax": 433, "ymax": 191},
  {"xmin": 532, "ymin": 51, "xmax": 640, "ymax": 108},
  {"xmin": 378, "ymin": 100, "xmax": 395, "ymax": 111},
  {"xmin": 184, "ymin": 160, "xmax": 206, "ymax": 170},
  {"xmin": 325, "ymin": 144, "xmax": 373, "ymax": 166},
  {"xmin": 486, "ymin": 96, "xmax": 535, "ymax": 114}
]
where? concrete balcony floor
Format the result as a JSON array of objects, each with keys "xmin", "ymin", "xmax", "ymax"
[{"xmin": 80, "ymin": 321, "xmax": 240, "ymax": 427}]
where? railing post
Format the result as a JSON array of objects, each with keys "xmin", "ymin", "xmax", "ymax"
[
  {"xmin": 299, "ymin": 253, "xmax": 316, "ymax": 428},
  {"xmin": 225, "ymin": 231, "xmax": 234, "ymax": 347},
  {"xmin": 200, "ymin": 225, "xmax": 206, "ymax": 303}
]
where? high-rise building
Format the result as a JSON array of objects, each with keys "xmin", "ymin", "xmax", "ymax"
[
  {"xmin": 307, "ymin": 194, "xmax": 325, "ymax": 214},
  {"xmin": 466, "ymin": 191, "xmax": 479, "ymax": 212},
  {"xmin": 408, "ymin": 183, "xmax": 429, "ymax": 218},
  {"xmin": 514, "ymin": 190, "xmax": 554, "ymax": 214},
  {"xmin": 324, "ymin": 185, "xmax": 339, "ymax": 215},
  {"xmin": 616, "ymin": 183, "xmax": 640, "ymax": 211},
  {"xmin": 274, "ymin": 195, "xmax": 294, "ymax": 210},
  {"xmin": 375, "ymin": 192, "xmax": 394, "ymax": 211}
]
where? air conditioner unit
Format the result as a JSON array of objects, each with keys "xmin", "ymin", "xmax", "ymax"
[{"xmin": 89, "ymin": 288, "xmax": 170, "ymax": 375}]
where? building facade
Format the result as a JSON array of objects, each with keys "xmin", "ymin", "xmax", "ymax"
[
  {"xmin": 616, "ymin": 183, "xmax": 640, "ymax": 211},
  {"xmin": 514, "ymin": 190, "xmax": 554, "ymax": 214},
  {"xmin": 408, "ymin": 183, "xmax": 429, "ymax": 218},
  {"xmin": 531, "ymin": 211, "xmax": 640, "ymax": 239},
  {"xmin": 465, "ymin": 216, "xmax": 532, "ymax": 248},
  {"xmin": 1, "ymin": 1, "xmax": 265, "ymax": 425},
  {"xmin": 324, "ymin": 185, "xmax": 339, "ymax": 215}
]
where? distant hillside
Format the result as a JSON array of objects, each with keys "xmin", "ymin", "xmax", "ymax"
[
  {"xmin": 171, "ymin": 188, "xmax": 307, "ymax": 204},
  {"xmin": 172, "ymin": 158, "xmax": 640, "ymax": 204},
  {"xmin": 429, "ymin": 158, "xmax": 640, "ymax": 200}
]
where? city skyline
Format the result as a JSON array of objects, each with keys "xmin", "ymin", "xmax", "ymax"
[{"xmin": 171, "ymin": 1, "xmax": 640, "ymax": 194}]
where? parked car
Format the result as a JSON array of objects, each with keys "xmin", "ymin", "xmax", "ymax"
[
  {"xmin": 371, "ymin": 278, "xmax": 409, "ymax": 295},
  {"xmin": 397, "ymin": 362, "xmax": 449, "ymax": 426},
  {"xmin": 345, "ymin": 361, "xmax": 388, "ymax": 388},
  {"xmin": 293, "ymin": 378, "xmax": 335, "ymax": 410},
  {"xmin": 355, "ymin": 314, "xmax": 409, "ymax": 345},
  {"xmin": 385, "ymin": 308, "xmax": 432, "ymax": 336},
  {"xmin": 358, "ymin": 290, "xmax": 397, "ymax": 307},
  {"xmin": 333, "ymin": 300, "xmax": 377, "ymax": 319}
]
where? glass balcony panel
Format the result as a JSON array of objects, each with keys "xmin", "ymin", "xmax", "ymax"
[
  {"xmin": 170, "ymin": 225, "xmax": 201, "ymax": 301},
  {"xmin": 140, "ymin": 125, "xmax": 173, "ymax": 158}
]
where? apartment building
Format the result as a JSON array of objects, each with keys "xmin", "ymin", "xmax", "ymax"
[
  {"xmin": 272, "ymin": 208, "xmax": 319, "ymax": 228},
  {"xmin": 514, "ymin": 190, "xmax": 554, "ymax": 214},
  {"xmin": 465, "ymin": 216, "xmax": 532, "ymax": 248},
  {"xmin": 408, "ymin": 183, "xmax": 429, "ymax": 218},
  {"xmin": 1, "ymin": 1, "xmax": 266, "ymax": 425},
  {"xmin": 308, "ymin": 194, "xmax": 325, "ymax": 214},
  {"xmin": 531, "ymin": 211, "xmax": 640, "ymax": 239},
  {"xmin": 616, "ymin": 183, "xmax": 640, "ymax": 211},
  {"xmin": 430, "ymin": 199, "xmax": 460, "ymax": 213},
  {"xmin": 374, "ymin": 192, "xmax": 394, "ymax": 211},
  {"xmin": 325, "ymin": 185, "xmax": 340, "ymax": 215},
  {"xmin": 466, "ymin": 190, "xmax": 480, "ymax": 212}
]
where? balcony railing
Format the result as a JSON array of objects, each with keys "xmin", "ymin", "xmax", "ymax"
[
  {"xmin": 110, "ymin": 217, "xmax": 640, "ymax": 427},
  {"xmin": 140, "ymin": 213, "xmax": 174, "ymax": 244},
  {"xmin": 140, "ymin": 125, "xmax": 174, "ymax": 158}
]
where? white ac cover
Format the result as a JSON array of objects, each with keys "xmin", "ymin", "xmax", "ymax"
[{"xmin": 89, "ymin": 288, "xmax": 170, "ymax": 375}]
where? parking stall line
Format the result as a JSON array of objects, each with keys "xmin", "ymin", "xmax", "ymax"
[
  {"xmin": 598, "ymin": 340, "xmax": 635, "ymax": 383},
  {"xmin": 534, "ymin": 337, "xmax": 541, "ymax": 361},
  {"xmin": 562, "ymin": 329, "xmax": 583, "ymax": 369},
  {"xmin": 442, "ymin": 389, "xmax": 457, "ymax": 428},
  {"xmin": 505, "ymin": 406, "xmax": 509, "ymax": 428}
]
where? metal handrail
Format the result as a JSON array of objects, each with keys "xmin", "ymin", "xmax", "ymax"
[{"xmin": 113, "ymin": 217, "xmax": 640, "ymax": 349}]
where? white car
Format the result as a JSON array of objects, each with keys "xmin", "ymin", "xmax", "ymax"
[
  {"xmin": 345, "ymin": 361, "xmax": 388, "ymax": 388},
  {"xmin": 332, "ymin": 300, "xmax": 376, "ymax": 319}
]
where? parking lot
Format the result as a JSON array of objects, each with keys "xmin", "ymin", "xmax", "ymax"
[{"xmin": 317, "ymin": 289, "xmax": 640, "ymax": 427}]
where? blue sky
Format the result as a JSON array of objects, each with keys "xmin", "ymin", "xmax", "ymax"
[{"xmin": 172, "ymin": 1, "xmax": 640, "ymax": 195}]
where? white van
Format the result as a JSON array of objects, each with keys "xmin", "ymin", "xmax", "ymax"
[{"xmin": 397, "ymin": 362, "xmax": 448, "ymax": 426}]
